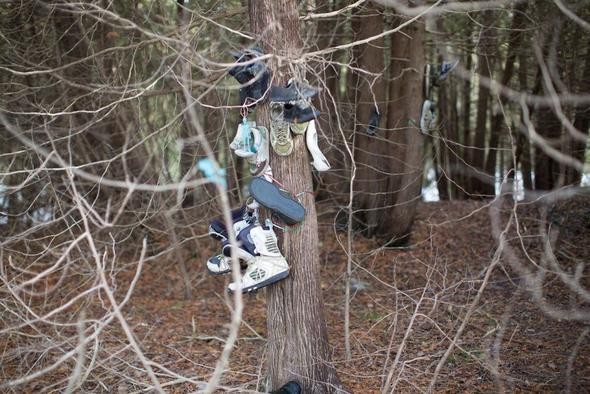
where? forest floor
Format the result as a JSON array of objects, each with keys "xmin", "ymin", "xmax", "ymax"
[
  {"xmin": 110, "ymin": 195, "xmax": 589, "ymax": 393},
  {"xmin": 11, "ymin": 197, "xmax": 588, "ymax": 393}
]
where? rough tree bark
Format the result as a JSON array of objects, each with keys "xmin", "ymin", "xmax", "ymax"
[
  {"xmin": 458, "ymin": 37, "xmax": 473, "ymax": 199},
  {"xmin": 487, "ymin": 1, "xmax": 528, "ymax": 192},
  {"xmin": 517, "ymin": 49, "xmax": 534, "ymax": 191},
  {"xmin": 316, "ymin": 0, "xmax": 347, "ymax": 202},
  {"xmin": 534, "ymin": 22, "xmax": 564, "ymax": 191},
  {"xmin": 351, "ymin": 4, "xmax": 388, "ymax": 237},
  {"xmin": 384, "ymin": 14, "xmax": 426, "ymax": 244},
  {"xmin": 564, "ymin": 35, "xmax": 590, "ymax": 185},
  {"xmin": 469, "ymin": 11, "xmax": 497, "ymax": 197},
  {"xmin": 248, "ymin": 1, "xmax": 343, "ymax": 392}
]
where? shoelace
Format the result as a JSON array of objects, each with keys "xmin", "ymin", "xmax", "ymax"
[
  {"xmin": 269, "ymin": 103, "xmax": 291, "ymax": 146},
  {"xmin": 274, "ymin": 123, "xmax": 290, "ymax": 146}
]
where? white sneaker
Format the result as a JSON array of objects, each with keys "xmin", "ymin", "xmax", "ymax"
[
  {"xmin": 247, "ymin": 125, "xmax": 271, "ymax": 177},
  {"xmin": 227, "ymin": 256, "xmax": 289, "ymax": 293},
  {"xmin": 420, "ymin": 100, "xmax": 436, "ymax": 134},
  {"xmin": 207, "ymin": 254, "xmax": 232, "ymax": 275},
  {"xmin": 231, "ymin": 119, "xmax": 257, "ymax": 158},
  {"xmin": 249, "ymin": 225, "xmax": 281, "ymax": 256},
  {"xmin": 305, "ymin": 120, "xmax": 330, "ymax": 172},
  {"xmin": 227, "ymin": 224, "xmax": 289, "ymax": 293}
]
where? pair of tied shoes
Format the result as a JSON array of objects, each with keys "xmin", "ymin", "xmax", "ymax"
[{"xmin": 206, "ymin": 206, "xmax": 290, "ymax": 293}]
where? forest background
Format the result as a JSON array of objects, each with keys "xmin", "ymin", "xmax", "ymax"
[{"xmin": 1, "ymin": 0, "xmax": 589, "ymax": 392}]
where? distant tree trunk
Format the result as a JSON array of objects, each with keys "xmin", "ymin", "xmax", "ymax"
[
  {"xmin": 248, "ymin": 1, "xmax": 343, "ymax": 392},
  {"xmin": 534, "ymin": 22, "xmax": 564, "ymax": 191},
  {"xmin": 487, "ymin": 1, "xmax": 528, "ymax": 192},
  {"xmin": 563, "ymin": 36, "xmax": 590, "ymax": 185},
  {"xmin": 458, "ymin": 39, "xmax": 473, "ymax": 199},
  {"xmin": 448, "ymin": 75, "xmax": 462, "ymax": 198},
  {"xmin": 433, "ymin": 18, "xmax": 451, "ymax": 200},
  {"xmin": 352, "ymin": 5, "xmax": 388, "ymax": 236},
  {"xmin": 469, "ymin": 11, "xmax": 497, "ymax": 197},
  {"xmin": 316, "ymin": 0, "xmax": 347, "ymax": 202},
  {"xmin": 384, "ymin": 13, "xmax": 426, "ymax": 245},
  {"xmin": 534, "ymin": 107, "xmax": 563, "ymax": 190},
  {"xmin": 517, "ymin": 49, "xmax": 534, "ymax": 191}
]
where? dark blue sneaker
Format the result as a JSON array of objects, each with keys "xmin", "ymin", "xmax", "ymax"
[
  {"xmin": 437, "ymin": 59, "xmax": 459, "ymax": 82},
  {"xmin": 208, "ymin": 206, "xmax": 253, "ymax": 241},
  {"xmin": 221, "ymin": 223, "xmax": 259, "ymax": 259}
]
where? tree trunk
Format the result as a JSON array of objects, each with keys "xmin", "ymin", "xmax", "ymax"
[
  {"xmin": 316, "ymin": 0, "xmax": 347, "ymax": 202},
  {"xmin": 458, "ymin": 40, "xmax": 473, "ymax": 199},
  {"xmin": 564, "ymin": 36, "xmax": 590, "ymax": 185},
  {"xmin": 487, "ymin": 1, "xmax": 528, "ymax": 194},
  {"xmin": 534, "ymin": 22, "xmax": 564, "ymax": 191},
  {"xmin": 351, "ymin": 5, "xmax": 388, "ymax": 236},
  {"xmin": 383, "ymin": 13, "xmax": 426, "ymax": 245},
  {"xmin": 469, "ymin": 11, "xmax": 496, "ymax": 197},
  {"xmin": 433, "ymin": 18, "xmax": 451, "ymax": 200},
  {"xmin": 517, "ymin": 49, "xmax": 534, "ymax": 192},
  {"xmin": 248, "ymin": 1, "xmax": 343, "ymax": 392}
]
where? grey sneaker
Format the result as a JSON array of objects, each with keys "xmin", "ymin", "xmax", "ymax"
[
  {"xmin": 247, "ymin": 125, "xmax": 271, "ymax": 176},
  {"xmin": 420, "ymin": 100, "xmax": 436, "ymax": 134},
  {"xmin": 269, "ymin": 102, "xmax": 293, "ymax": 156}
]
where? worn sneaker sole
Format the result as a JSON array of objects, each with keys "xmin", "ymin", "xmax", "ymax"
[
  {"xmin": 228, "ymin": 269, "xmax": 290, "ymax": 293},
  {"xmin": 249, "ymin": 177, "xmax": 305, "ymax": 225}
]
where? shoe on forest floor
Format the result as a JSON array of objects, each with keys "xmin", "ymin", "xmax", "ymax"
[{"xmin": 248, "ymin": 177, "xmax": 305, "ymax": 225}]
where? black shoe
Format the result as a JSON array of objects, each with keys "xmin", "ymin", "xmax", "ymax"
[
  {"xmin": 248, "ymin": 177, "xmax": 305, "ymax": 225},
  {"xmin": 228, "ymin": 48, "xmax": 269, "ymax": 106},
  {"xmin": 282, "ymin": 103, "xmax": 321, "ymax": 124},
  {"xmin": 270, "ymin": 381, "xmax": 301, "ymax": 394},
  {"xmin": 365, "ymin": 108, "xmax": 380, "ymax": 135},
  {"xmin": 270, "ymin": 80, "xmax": 318, "ymax": 103}
]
